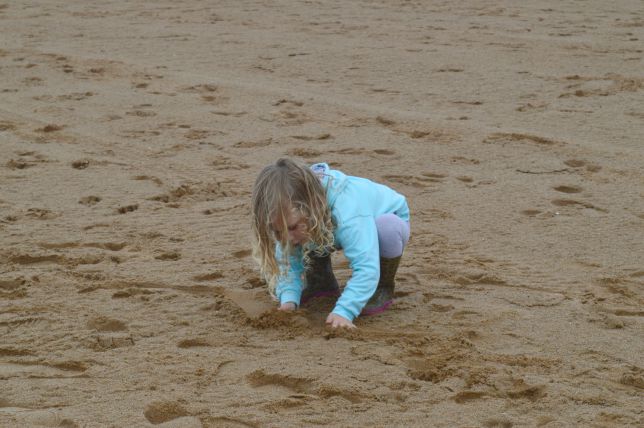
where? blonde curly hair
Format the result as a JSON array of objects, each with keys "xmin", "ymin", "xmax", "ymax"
[{"xmin": 251, "ymin": 158, "xmax": 335, "ymax": 294}]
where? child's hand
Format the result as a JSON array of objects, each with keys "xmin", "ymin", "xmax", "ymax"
[
  {"xmin": 278, "ymin": 302, "xmax": 297, "ymax": 311},
  {"xmin": 326, "ymin": 313, "xmax": 356, "ymax": 329}
]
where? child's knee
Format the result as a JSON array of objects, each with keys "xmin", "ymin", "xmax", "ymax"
[{"xmin": 375, "ymin": 214, "xmax": 409, "ymax": 258}]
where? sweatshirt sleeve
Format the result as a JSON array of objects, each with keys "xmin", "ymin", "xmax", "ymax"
[
  {"xmin": 332, "ymin": 216, "xmax": 380, "ymax": 321},
  {"xmin": 274, "ymin": 244, "xmax": 305, "ymax": 306}
]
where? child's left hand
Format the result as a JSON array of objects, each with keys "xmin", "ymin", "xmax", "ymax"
[{"xmin": 326, "ymin": 313, "xmax": 356, "ymax": 329}]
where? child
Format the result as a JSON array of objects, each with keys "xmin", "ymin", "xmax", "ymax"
[{"xmin": 251, "ymin": 158, "xmax": 410, "ymax": 329}]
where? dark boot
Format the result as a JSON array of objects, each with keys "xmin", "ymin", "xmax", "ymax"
[
  {"xmin": 361, "ymin": 255, "xmax": 401, "ymax": 316},
  {"xmin": 301, "ymin": 252, "xmax": 340, "ymax": 305}
]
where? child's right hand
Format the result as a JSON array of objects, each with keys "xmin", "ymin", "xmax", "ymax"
[{"xmin": 278, "ymin": 302, "xmax": 297, "ymax": 311}]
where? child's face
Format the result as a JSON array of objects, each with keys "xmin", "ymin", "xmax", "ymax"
[{"xmin": 272, "ymin": 207, "xmax": 309, "ymax": 247}]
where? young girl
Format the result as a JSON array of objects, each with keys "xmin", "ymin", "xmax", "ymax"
[{"xmin": 251, "ymin": 158, "xmax": 410, "ymax": 329}]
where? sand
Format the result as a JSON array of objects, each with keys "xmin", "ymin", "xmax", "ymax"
[{"xmin": 1, "ymin": 0, "xmax": 643, "ymax": 426}]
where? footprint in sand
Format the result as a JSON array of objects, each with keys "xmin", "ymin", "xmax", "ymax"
[
  {"xmin": 453, "ymin": 377, "xmax": 546, "ymax": 408},
  {"xmin": 436, "ymin": 67, "xmax": 464, "ymax": 73},
  {"xmin": 290, "ymin": 133, "xmax": 332, "ymax": 141},
  {"xmin": 6, "ymin": 159, "xmax": 33, "ymax": 170},
  {"xmin": 79, "ymin": 196, "xmax": 101, "ymax": 206},
  {"xmin": 151, "ymin": 182, "xmax": 239, "ymax": 204},
  {"xmin": 516, "ymin": 102, "xmax": 548, "ymax": 112},
  {"xmin": 247, "ymin": 369, "xmax": 365, "ymax": 404},
  {"xmin": 331, "ymin": 148, "xmax": 364, "ymax": 155},
  {"xmin": 564, "ymin": 159, "xmax": 586, "ymax": 168},
  {"xmin": 370, "ymin": 87, "xmax": 400, "ymax": 95},
  {"xmin": 211, "ymin": 110, "xmax": 247, "ymax": 117},
  {"xmin": 120, "ymin": 129, "xmax": 161, "ymax": 140},
  {"xmin": 404, "ymin": 129, "xmax": 446, "ymax": 140},
  {"xmin": 201, "ymin": 94, "xmax": 221, "ymax": 103},
  {"xmin": 451, "ymin": 100, "xmax": 483, "ymax": 106},
  {"xmin": 0, "ymin": 277, "xmax": 30, "ymax": 299},
  {"xmin": 373, "ymin": 149, "xmax": 396, "ymax": 155},
  {"xmin": 375, "ymin": 116, "xmax": 396, "ymax": 127},
  {"xmin": 23, "ymin": 76, "xmax": 44, "ymax": 86},
  {"xmin": 431, "ymin": 304, "xmax": 455, "ymax": 313},
  {"xmin": 564, "ymin": 159, "xmax": 602, "ymax": 172},
  {"xmin": 88, "ymin": 67, "xmax": 106, "ymax": 75},
  {"xmin": 57, "ymin": 92, "xmax": 94, "ymax": 101},
  {"xmin": 36, "ymin": 124, "xmax": 64, "ymax": 133},
  {"xmin": 177, "ymin": 338, "xmax": 215, "ymax": 349},
  {"xmin": 484, "ymin": 132, "xmax": 562, "ymax": 146},
  {"xmin": 111, "ymin": 288, "xmax": 155, "ymax": 299},
  {"xmin": 273, "ymin": 99, "xmax": 303, "ymax": 107},
  {"xmin": 551, "ymin": 199, "xmax": 607, "ymax": 213},
  {"xmin": 116, "ymin": 204, "xmax": 138, "ymax": 214},
  {"xmin": 125, "ymin": 110, "xmax": 157, "ymax": 118},
  {"xmin": 7, "ymin": 151, "xmax": 48, "ymax": 170},
  {"xmin": 383, "ymin": 172, "xmax": 446, "ymax": 188},
  {"xmin": 192, "ymin": 272, "xmax": 224, "ymax": 282},
  {"xmin": 247, "ymin": 369, "xmax": 316, "ymax": 395},
  {"xmin": 451, "ymin": 156, "xmax": 481, "ymax": 165},
  {"xmin": 619, "ymin": 367, "xmax": 644, "ymax": 389},
  {"xmin": 87, "ymin": 333, "xmax": 134, "ymax": 351},
  {"xmin": 132, "ymin": 175, "xmax": 163, "ymax": 186},
  {"xmin": 181, "ymin": 83, "xmax": 218, "ymax": 94},
  {"xmin": 232, "ymin": 249, "xmax": 252, "ymax": 259},
  {"xmin": 71, "ymin": 159, "xmax": 91, "ymax": 169},
  {"xmin": 553, "ymin": 185, "xmax": 582, "ymax": 194},
  {"xmin": 143, "ymin": 401, "xmax": 189, "ymax": 425},
  {"xmin": 497, "ymin": 377, "xmax": 547, "ymax": 401},
  {"xmin": 452, "ymin": 390, "xmax": 486, "ymax": 404},
  {"xmin": 288, "ymin": 147, "xmax": 322, "ymax": 159},
  {"xmin": 405, "ymin": 357, "xmax": 456, "ymax": 383},
  {"xmin": 0, "ymin": 120, "xmax": 18, "ymax": 132},
  {"xmin": 234, "ymin": 138, "xmax": 273, "ymax": 149},
  {"xmin": 155, "ymin": 251, "xmax": 181, "ymax": 261},
  {"xmin": 87, "ymin": 316, "xmax": 127, "ymax": 332},
  {"xmin": 520, "ymin": 209, "xmax": 542, "ymax": 217},
  {"xmin": 184, "ymin": 129, "xmax": 223, "ymax": 140},
  {"xmin": 276, "ymin": 109, "xmax": 310, "ymax": 126},
  {"xmin": 211, "ymin": 156, "xmax": 250, "ymax": 170},
  {"xmin": 24, "ymin": 208, "xmax": 57, "ymax": 220}
]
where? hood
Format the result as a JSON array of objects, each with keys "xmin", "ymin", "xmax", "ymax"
[{"xmin": 311, "ymin": 162, "xmax": 348, "ymax": 210}]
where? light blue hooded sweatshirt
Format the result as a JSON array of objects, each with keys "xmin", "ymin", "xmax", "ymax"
[{"xmin": 276, "ymin": 163, "xmax": 410, "ymax": 321}]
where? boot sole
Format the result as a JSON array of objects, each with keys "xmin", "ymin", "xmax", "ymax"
[{"xmin": 361, "ymin": 299, "xmax": 393, "ymax": 316}]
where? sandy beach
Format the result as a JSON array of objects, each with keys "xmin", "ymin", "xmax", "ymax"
[{"xmin": 1, "ymin": 0, "xmax": 643, "ymax": 426}]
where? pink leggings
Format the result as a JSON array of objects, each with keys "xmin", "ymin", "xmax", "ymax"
[{"xmin": 375, "ymin": 214, "xmax": 410, "ymax": 258}]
